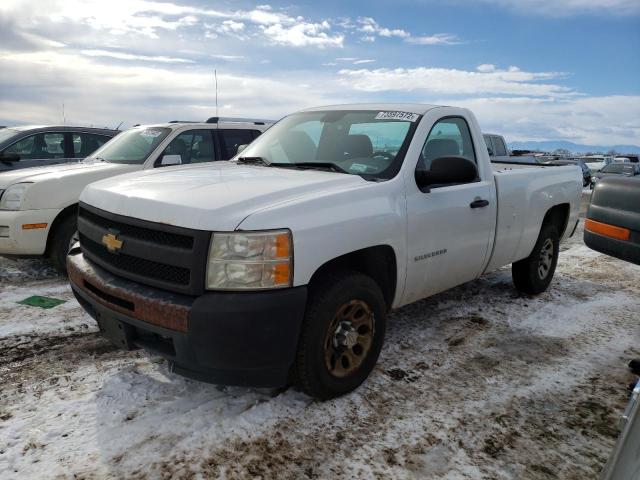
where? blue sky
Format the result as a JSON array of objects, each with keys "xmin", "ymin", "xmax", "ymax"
[{"xmin": 0, "ymin": 0, "xmax": 638, "ymax": 145}]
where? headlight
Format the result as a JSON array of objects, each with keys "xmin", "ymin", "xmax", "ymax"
[
  {"xmin": 206, "ymin": 230, "xmax": 292, "ymax": 290},
  {"xmin": 0, "ymin": 183, "xmax": 30, "ymax": 210}
]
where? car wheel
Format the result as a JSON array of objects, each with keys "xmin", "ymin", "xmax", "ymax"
[
  {"xmin": 49, "ymin": 214, "xmax": 78, "ymax": 275},
  {"xmin": 512, "ymin": 223, "xmax": 560, "ymax": 295},
  {"xmin": 294, "ymin": 271, "xmax": 387, "ymax": 400}
]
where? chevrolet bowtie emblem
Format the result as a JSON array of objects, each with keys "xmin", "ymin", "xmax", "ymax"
[{"xmin": 102, "ymin": 233, "xmax": 123, "ymax": 253}]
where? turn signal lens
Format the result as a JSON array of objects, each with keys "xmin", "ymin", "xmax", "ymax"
[
  {"xmin": 22, "ymin": 223, "xmax": 48, "ymax": 230},
  {"xmin": 585, "ymin": 219, "xmax": 631, "ymax": 241}
]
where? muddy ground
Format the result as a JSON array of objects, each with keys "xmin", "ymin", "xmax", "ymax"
[{"xmin": 1, "ymin": 192, "xmax": 639, "ymax": 479}]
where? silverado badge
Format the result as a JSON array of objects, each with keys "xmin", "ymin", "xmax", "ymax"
[{"xmin": 102, "ymin": 233, "xmax": 123, "ymax": 253}]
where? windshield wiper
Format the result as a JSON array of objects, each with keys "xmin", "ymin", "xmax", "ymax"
[
  {"xmin": 280, "ymin": 162, "xmax": 350, "ymax": 174},
  {"xmin": 237, "ymin": 156, "xmax": 272, "ymax": 166}
]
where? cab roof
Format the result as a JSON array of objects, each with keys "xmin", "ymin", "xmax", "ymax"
[{"xmin": 300, "ymin": 103, "xmax": 445, "ymax": 115}]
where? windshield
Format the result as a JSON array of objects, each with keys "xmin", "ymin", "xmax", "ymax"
[
  {"xmin": 0, "ymin": 128, "xmax": 19, "ymax": 145},
  {"xmin": 87, "ymin": 127, "xmax": 171, "ymax": 164},
  {"xmin": 601, "ymin": 163, "xmax": 633, "ymax": 174},
  {"xmin": 235, "ymin": 110, "xmax": 420, "ymax": 180}
]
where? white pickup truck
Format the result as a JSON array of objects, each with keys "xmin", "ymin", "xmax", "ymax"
[
  {"xmin": 0, "ymin": 118, "xmax": 271, "ymax": 272},
  {"xmin": 68, "ymin": 104, "xmax": 582, "ymax": 399}
]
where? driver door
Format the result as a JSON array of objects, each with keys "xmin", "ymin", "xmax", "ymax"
[{"xmin": 403, "ymin": 117, "xmax": 496, "ymax": 304}]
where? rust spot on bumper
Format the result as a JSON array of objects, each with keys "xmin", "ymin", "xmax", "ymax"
[{"xmin": 68, "ymin": 252, "xmax": 190, "ymax": 332}]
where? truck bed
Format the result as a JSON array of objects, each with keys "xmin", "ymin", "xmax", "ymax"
[{"xmin": 484, "ymin": 162, "xmax": 582, "ymax": 273}]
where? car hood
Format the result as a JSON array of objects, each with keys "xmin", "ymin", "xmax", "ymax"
[
  {"xmin": 0, "ymin": 161, "xmax": 135, "ymax": 189},
  {"xmin": 81, "ymin": 161, "xmax": 369, "ymax": 231}
]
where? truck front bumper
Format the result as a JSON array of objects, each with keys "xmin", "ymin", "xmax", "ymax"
[
  {"xmin": 68, "ymin": 250, "xmax": 308, "ymax": 387},
  {"xmin": 0, "ymin": 209, "xmax": 59, "ymax": 255}
]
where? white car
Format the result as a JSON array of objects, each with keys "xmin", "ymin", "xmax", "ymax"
[
  {"xmin": 69, "ymin": 104, "xmax": 582, "ymax": 399},
  {"xmin": 0, "ymin": 118, "xmax": 271, "ymax": 271}
]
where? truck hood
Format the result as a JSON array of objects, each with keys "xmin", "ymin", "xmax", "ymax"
[
  {"xmin": 81, "ymin": 162, "xmax": 368, "ymax": 231},
  {"xmin": 0, "ymin": 161, "xmax": 135, "ymax": 189}
]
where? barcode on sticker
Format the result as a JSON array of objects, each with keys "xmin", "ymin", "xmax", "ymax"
[{"xmin": 375, "ymin": 111, "xmax": 420, "ymax": 122}]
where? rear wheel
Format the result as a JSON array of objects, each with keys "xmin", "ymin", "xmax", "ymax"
[
  {"xmin": 49, "ymin": 214, "xmax": 78, "ymax": 274},
  {"xmin": 294, "ymin": 271, "xmax": 387, "ymax": 400},
  {"xmin": 512, "ymin": 223, "xmax": 559, "ymax": 295}
]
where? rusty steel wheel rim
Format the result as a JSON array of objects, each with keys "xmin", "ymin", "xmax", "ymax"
[{"xmin": 324, "ymin": 299, "xmax": 375, "ymax": 378}]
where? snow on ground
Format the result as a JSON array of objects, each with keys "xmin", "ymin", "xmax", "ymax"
[{"xmin": 1, "ymin": 196, "xmax": 639, "ymax": 479}]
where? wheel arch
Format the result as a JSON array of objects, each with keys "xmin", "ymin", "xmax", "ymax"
[
  {"xmin": 45, "ymin": 203, "xmax": 79, "ymax": 255},
  {"xmin": 542, "ymin": 203, "xmax": 571, "ymax": 238},
  {"xmin": 308, "ymin": 245, "xmax": 397, "ymax": 311}
]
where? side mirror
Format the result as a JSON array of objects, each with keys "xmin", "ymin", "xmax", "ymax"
[
  {"xmin": 0, "ymin": 153, "xmax": 20, "ymax": 163},
  {"xmin": 236, "ymin": 144, "xmax": 248, "ymax": 154},
  {"xmin": 415, "ymin": 156, "xmax": 478, "ymax": 190},
  {"xmin": 159, "ymin": 154, "xmax": 182, "ymax": 167},
  {"xmin": 486, "ymin": 146, "xmax": 494, "ymax": 157}
]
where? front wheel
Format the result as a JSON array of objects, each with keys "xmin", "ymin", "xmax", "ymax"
[
  {"xmin": 512, "ymin": 223, "xmax": 560, "ymax": 295},
  {"xmin": 294, "ymin": 271, "xmax": 387, "ymax": 400}
]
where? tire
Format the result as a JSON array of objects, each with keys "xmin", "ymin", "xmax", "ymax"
[
  {"xmin": 49, "ymin": 214, "xmax": 78, "ymax": 274},
  {"xmin": 512, "ymin": 223, "xmax": 560, "ymax": 295},
  {"xmin": 294, "ymin": 271, "xmax": 387, "ymax": 400}
]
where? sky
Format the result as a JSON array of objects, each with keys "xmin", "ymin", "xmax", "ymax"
[{"xmin": 0, "ymin": 0, "xmax": 639, "ymax": 146}]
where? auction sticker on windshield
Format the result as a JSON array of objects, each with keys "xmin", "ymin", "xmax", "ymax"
[
  {"xmin": 140, "ymin": 130, "xmax": 164, "ymax": 137},
  {"xmin": 375, "ymin": 111, "xmax": 420, "ymax": 122}
]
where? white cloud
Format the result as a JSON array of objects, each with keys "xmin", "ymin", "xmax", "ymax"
[
  {"xmin": 0, "ymin": 0, "xmax": 342, "ymax": 47},
  {"xmin": 357, "ymin": 17, "xmax": 460, "ymax": 45},
  {"xmin": 338, "ymin": 66, "xmax": 572, "ymax": 97},
  {"xmin": 406, "ymin": 33, "xmax": 461, "ymax": 45},
  {"xmin": 357, "ymin": 17, "xmax": 409, "ymax": 39},
  {"xmin": 80, "ymin": 49, "xmax": 194, "ymax": 63},
  {"xmin": 210, "ymin": 54, "xmax": 245, "ymax": 61},
  {"xmin": 353, "ymin": 59, "xmax": 376, "ymax": 64},
  {"xmin": 466, "ymin": 0, "xmax": 640, "ymax": 15},
  {"xmin": 0, "ymin": 49, "xmax": 336, "ymax": 126},
  {"xmin": 477, "ymin": 64, "xmax": 496, "ymax": 73},
  {"xmin": 221, "ymin": 20, "xmax": 245, "ymax": 33},
  {"xmin": 261, "ymin": 21, "xmax": 343, "ymax": 48},
  {"xmin": 444, "ymin": 96, "xmax": 640, "ymax": 145}
]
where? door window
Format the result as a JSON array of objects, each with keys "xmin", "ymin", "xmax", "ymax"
[
  {"xmin": 72, "ymin": 133, "xmax": 111, "ymax": 158},
  {"xmin": 492, "ymin": 136, "xmax": 507, "ymax": 156},
  {"xmin": 219, "ymin": 129, "xmax": 256, "ymax": 159},
  {"xmin": 418, "ymin": 117, "xmax": 477, "ymax": 175},
  {"xmin": 483, "ymin": 135, "xmax": 494, "ymax": 156},
  {"xmin": 158, "ymin": 130, "xmax": 215, "ymax": 165},
  {"xmin": 5, "ymin": 133, "xmax": 66, "ymax": 159}
]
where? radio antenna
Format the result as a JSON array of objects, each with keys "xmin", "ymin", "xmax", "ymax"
[
  {"xmin": 62, "ymin": 102, "xmax": 66, "ymax": 124},
  {"xmin": 214, "ymin": 69, "xmax": 219, "ymax": 117}
]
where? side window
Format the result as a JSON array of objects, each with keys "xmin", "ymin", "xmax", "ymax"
[
  {"xmin": 250, "ymin": 129, "xmax": 262, "ymax": 140},
  {"xmin": 5, "ymin": 133, "xmax": 65, "ymax": 159},
  {"xmin": 158, "ymin": 130, "xmax": 215, "ymax": 165},
  {"xmin": 72, "ymin": 133, "xmax": 110, "ymax": 158},
  {"xmin": 483, "ymin": 135, "xmax": 494, "ymax": 156},
  {"xmin": 493, "ymin": 136, "xmax": 507, "ymax": 157},
  {"xmin": 219, "ymin": 129, "xmax": 255, "ymax": 159},
  {"xmin": 418, "ymin": 117, "xmax": 476, "ymax": 172}
]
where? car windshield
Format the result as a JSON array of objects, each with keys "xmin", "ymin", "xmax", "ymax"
[
  {"xmin": 86, "ymin": 127, "xmax": 171, "ymax": 164},
  {"xmin": 0, "ymin": 128, "xmax": 19, "ymax": 145},
  {"xmin": 601, "ymin": 163, "xmax": 633, "ymax": 174},
  {"xmin": 234, "ymin": 110, "xmax": 420, "ymax": 180}
]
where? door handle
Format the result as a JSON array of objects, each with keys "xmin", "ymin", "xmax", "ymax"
[{"xmin": 470, "ymin": 199, "xmax": 490, "ymax": 209}]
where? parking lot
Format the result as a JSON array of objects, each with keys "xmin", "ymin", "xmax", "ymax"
[{"xmin": 1, "ymin": 191, "xmax": 639, "ymax": 480}]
